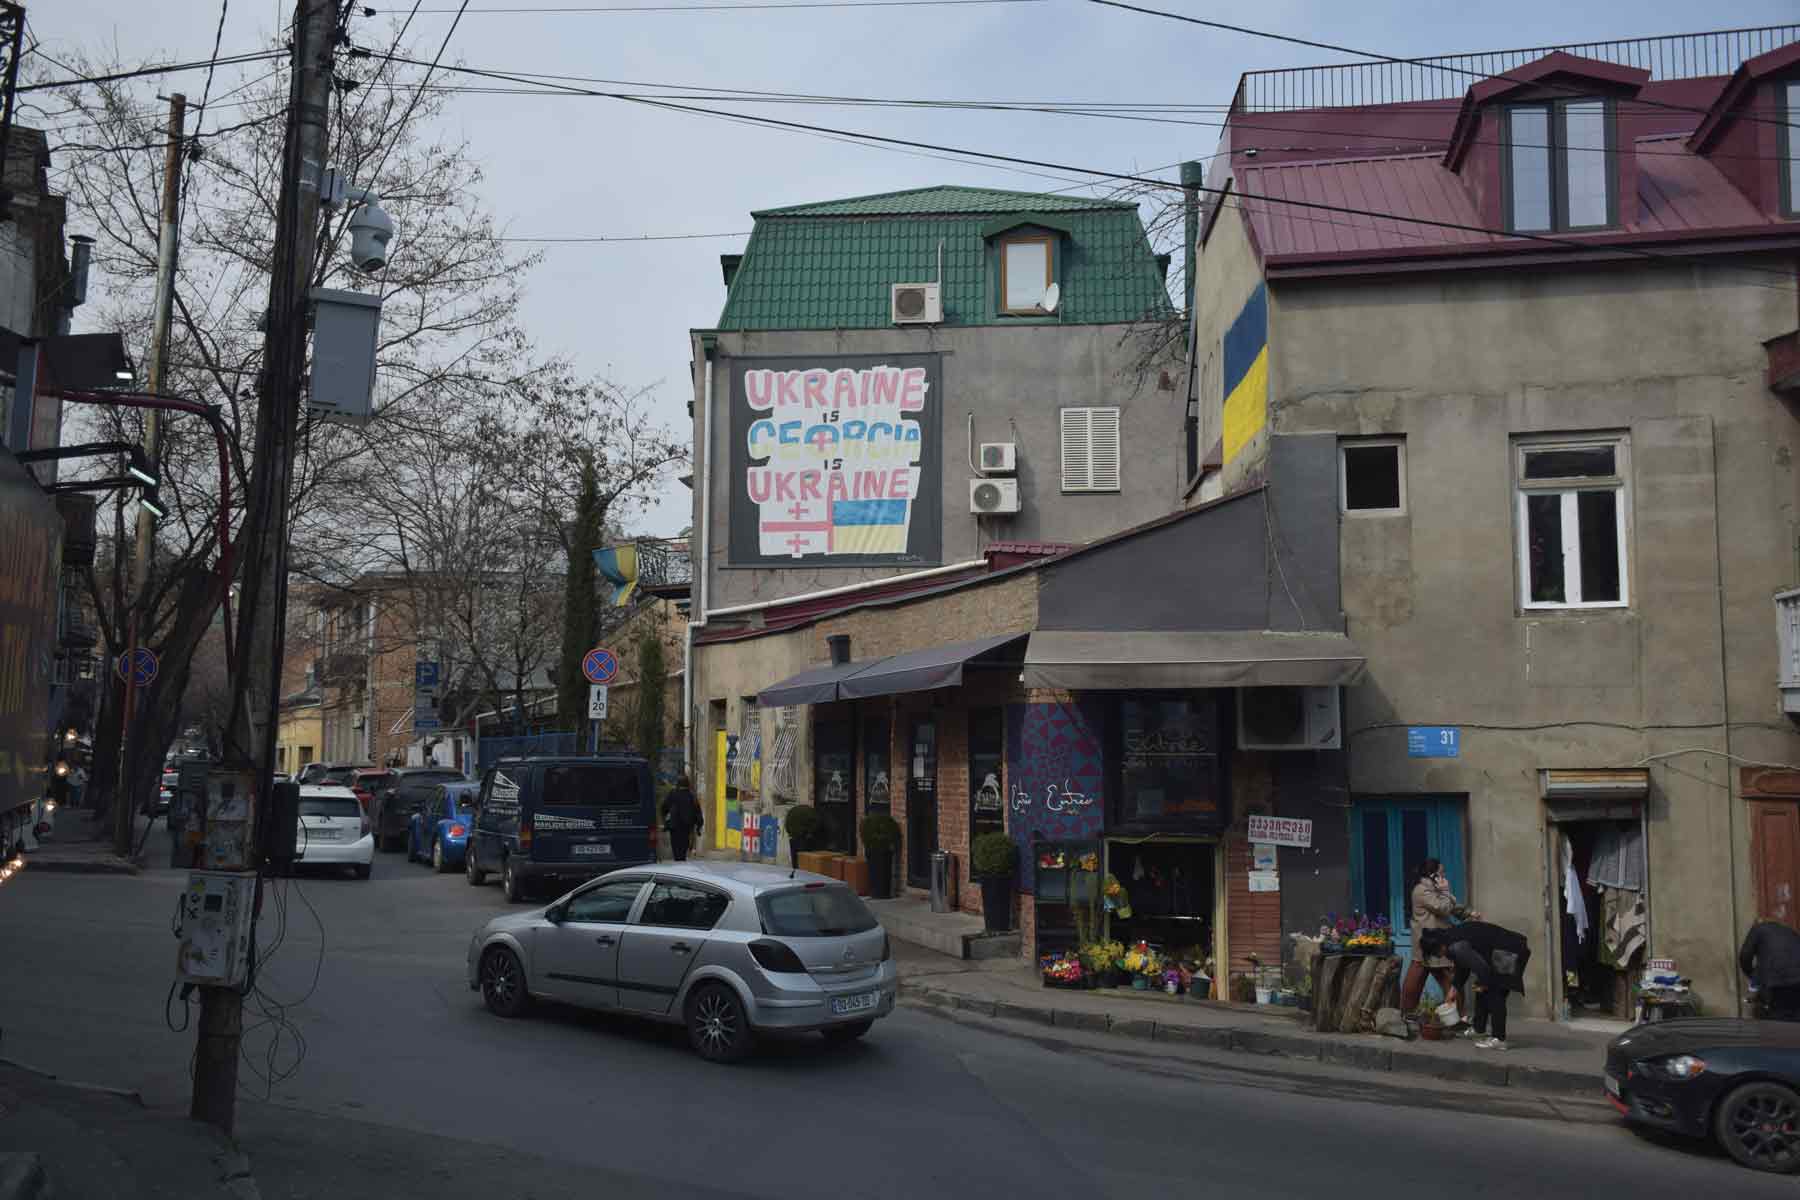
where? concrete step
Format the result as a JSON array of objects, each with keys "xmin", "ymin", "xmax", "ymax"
[{"xmin": 869, "ymin": 899, "xmax": 1019, "ymax": 960}]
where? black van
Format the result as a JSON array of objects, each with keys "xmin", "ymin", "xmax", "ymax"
[{"xmin": 466, "ymin": 754, "xmax": 657, "ymax": 903}]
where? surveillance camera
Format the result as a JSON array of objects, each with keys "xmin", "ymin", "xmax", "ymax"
[{"xmin": 348, "ymin": 199, "xmax": 394, "ymax": 273}]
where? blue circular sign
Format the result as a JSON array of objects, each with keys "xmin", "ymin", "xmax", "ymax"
[
  {"xmin": 114, "ymin": 647, "xmax": 159, "ymax": 687},
  {"xmin": 581, "ymin": 647, "xmax": 619, "ymax": 685}
]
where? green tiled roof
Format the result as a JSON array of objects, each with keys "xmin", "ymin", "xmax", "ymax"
[
  {"xmin": 720, "ymin": 186, "xmax": 1173, "ymax": 330},
  {"xmin": 755, "ymin": 185, "xmax": 1136, "ymax": 217}
]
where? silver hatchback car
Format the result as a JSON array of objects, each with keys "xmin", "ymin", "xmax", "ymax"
[{"xmin": 466, "ymin": 862, "xmax": 897, "ymax": 1061}]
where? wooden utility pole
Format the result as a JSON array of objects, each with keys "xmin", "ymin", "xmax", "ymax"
[
  {"xmin": 115, "ymin": 91, "xmax": 186, "ymax": 856},
  {"xmin": 194, "ymin": 0, "xmax": 339, "ymax": 1134}
]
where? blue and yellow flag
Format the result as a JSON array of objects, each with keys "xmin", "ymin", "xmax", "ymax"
[
  {"xmin": 1222, "ymin": 283, "xmax": 1268, "ymax": 465},
  {"xmin": 594, "ymin": 543, "xmax": 639, "ymax": 607}
]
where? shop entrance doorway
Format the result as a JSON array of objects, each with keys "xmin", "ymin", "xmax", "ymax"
[
  {"xmin": 1104, "ymin": 839, "xmax": 1219, "ymax": 984},
  {"xmin": 1350, "ymin": 796, "xmax": 1467, "ymax": 961},
  {"xmin": 906, "ymin": 717, "xmax": 938, "ymax": 889},
  {"xmin": 1551, "ymin": 818, "xmax": 1646, "ymax": 1022}
]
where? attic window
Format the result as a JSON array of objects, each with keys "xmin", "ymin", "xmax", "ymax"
[
  {"xmin": 1784, "ymin": 80, "xmax": 1800, "ymax": 219},
  {"xmin": 1505, "ymin": 99, "xmax": 1614, "ymax": 233},
  {"xmin": 1000, "ymin": 234, "xmax": 1054, "ymax": 314}
]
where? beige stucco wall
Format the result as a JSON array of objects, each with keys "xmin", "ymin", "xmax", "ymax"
[
  {"xmin": 1188, "ymin": 203, "xmax": 1275, "ymax": 500},
  {"xmin": 1273, "ymin": 257, "xmax": 1800, "ymax": 1015}
]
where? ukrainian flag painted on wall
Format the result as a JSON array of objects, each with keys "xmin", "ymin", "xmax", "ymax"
[{"xmin": 1222, "ymin": 283, "xmax": 1268, "ymax": 465}]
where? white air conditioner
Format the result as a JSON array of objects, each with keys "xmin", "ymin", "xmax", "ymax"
[
  {"xmin": 969, "ymin": 477, "xmax": 1021, "ymax": 515},
  {"xmin": 891, "ymin": 282, "xmax": 942, "ymax": 325},
  {"xmin": 351, "ymin": 714, "xmax": 365, "ymax": 730},
  {"xmin": 1237, "ymin": 686, "xmax": 1341, "ymax": 751},
  {"xmin": 978, "ymin": 442, "xmax": 1018, "ymax": 474}
]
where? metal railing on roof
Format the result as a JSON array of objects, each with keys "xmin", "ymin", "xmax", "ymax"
[{"xmin": 1235, "ymin": 24, "xmax": 1800, "ymax": 112}]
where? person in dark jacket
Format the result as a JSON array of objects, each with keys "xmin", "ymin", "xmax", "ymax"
[
  {"xmin": 1740, "ymin": 919, "xmax": 1800, "ymax": 1020},
  {"xmin": 662, "ymin": 776, "xmax": 703, "ymax": 862},
  {"xmin": 1421, "ymin": 921, "xmax": 1531, "ymax": 1050}
]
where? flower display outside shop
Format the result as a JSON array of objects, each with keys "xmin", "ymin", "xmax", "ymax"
[
  {"xmin": 1040, "ymin": 951, "xmax": 1084, "ymax": 986},
  {"xmin": 1319, "ymin": 912, "xmax": 1393, "ymax": 953}
]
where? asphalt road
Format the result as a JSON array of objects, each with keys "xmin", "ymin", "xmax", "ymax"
[{"xmin": 0, "ymin": 850, "xmax": 1787, "ymax": 1199}]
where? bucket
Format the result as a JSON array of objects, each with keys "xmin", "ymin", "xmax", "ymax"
[
  {"xmin": 1255, "ymin": 987, "xmax": 1273, "ymax": 1005},
  {"xmin": 1435, "ymin": 1000, "xmax": 1461, "ymax": 1026}
]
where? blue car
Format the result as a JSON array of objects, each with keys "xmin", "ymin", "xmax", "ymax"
[{"xmin": 408, "ymin": 781, "xmax": 479, "ymax": 873}]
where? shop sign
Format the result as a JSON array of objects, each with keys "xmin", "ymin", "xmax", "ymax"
[
  {"xmin": 1247, "ymin": 871, "xmax": 1280, "ymax": 893},
  {"xmin": 1407, "ymin": 726, "xmax": 1460, "ymax": 757},
  {"xmin": 1247, "ymin": 814, "xmax": 1311, "ymax": 848},
  {"xmin": 1251, "ymin": 844, "xmax": 1277, "ymax": 872}
]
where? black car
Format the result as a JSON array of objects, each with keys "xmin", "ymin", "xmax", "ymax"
[
  {"xmin": 370, "ymin": 767, "xmax": 464, "ymax": 852},
  {"xmin": 1607, "ymin": 1017, "xmax": 1800, "ymax": 1173},
  {"xmin": 465, "ymin": 753, "xmax": 656, "ymax": 904}
]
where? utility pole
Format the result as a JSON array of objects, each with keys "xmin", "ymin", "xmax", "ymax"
[
  {"xmin": 195, "ymin": 0, "xmax": 339, "ymax": 1134},
  {"xmin": 115, "ymin": 91, "xmax": 186, "ymax": 856}
]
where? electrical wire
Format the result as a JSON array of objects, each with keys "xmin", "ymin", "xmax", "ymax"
[
  {"xmin": 391, "ymin": 0, "xmax": 1048, "ymax": 10},
  {"xmin": 385, "ymin": 54, "xmax": 1800, "ymax": 294},
  {"xmin": 19, "ymin": 49, "xmax": 288, "ymax": 94}
]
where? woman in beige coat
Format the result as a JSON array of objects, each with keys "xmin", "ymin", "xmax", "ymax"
[{"xmin": 1401, "ymin": 858, "xmax": 1470, "ymax": 1013}]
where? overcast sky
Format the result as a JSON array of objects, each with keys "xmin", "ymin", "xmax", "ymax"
[{"xmin": 36, "ymin": 2, "xmax": 1800, "ymax": 537}]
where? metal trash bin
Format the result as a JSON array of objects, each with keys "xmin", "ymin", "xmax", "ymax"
[{"xmin": 930, "ymin": 850, "xmax": 956, "ymax": 914}]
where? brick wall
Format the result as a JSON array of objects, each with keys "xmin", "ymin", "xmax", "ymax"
[{"xmin": 1225, "ymin": 833, "xmax": 1281, "ymax": 984}]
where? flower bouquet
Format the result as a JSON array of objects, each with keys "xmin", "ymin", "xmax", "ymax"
[
  {"xmin": 1121, "ymin": 940, "xmax": 1163, "ymax": 990},
  {"xmin": 1038, "ymin": 848, "xmax": 1068, "ymax": 870},
  {"xmin": 1076, "ymin": 852, "xmax": 1100, "ymax": 873},
  {"xmin": 1079, "ymin": 940, "xmax": 1125, "ymax": 987},
  {"xmin": 1102, "ymin": 874, "xmax": 1133, "ymax": 919},
  {"xmin": 1323, "ymin": 912, "xmax": 1393, "ymax": 954},
  {"xmin": 1040, "ymin": 951, "xmax": 1084, "ymax": 988}
]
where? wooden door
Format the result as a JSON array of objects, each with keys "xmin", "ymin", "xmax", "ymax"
[{"xmin": 1750, "ymin": 800, "xmax": 1800, "ymax": 925}]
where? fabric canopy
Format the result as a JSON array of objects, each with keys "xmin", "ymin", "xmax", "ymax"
[
  {"xmin": 836, "ymin": 633, "xmax": 1026, "ymax": 700},
  {"xmin": 1021, "ymin": 630, "xmax": 1367, "ymax": 691},
  {"xmin": 756, "ymin": 660, "xmax": 874, "ymax": 707}
]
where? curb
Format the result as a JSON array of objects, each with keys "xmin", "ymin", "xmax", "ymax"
[
  {"xmin": 0, "ymin": 1154, "xmax": 48, "ymax": 1200},
  {"xmin": 19, "ymin": 855, "xmax": 140, "ymax": 876},
  {"xmin": 901, "ymin": 982, "xmax": 1596, "ymax": 1097},
  {"xmin": 0, "ymin": 1056, "xmax": 146, "ymax": 1103}
]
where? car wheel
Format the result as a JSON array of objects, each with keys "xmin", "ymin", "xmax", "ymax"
[
  {"xmin": 433, "ymin": 838, "xmax": 450, "ymax": 874},
  {"xmin": 1716, "ymin": 1081, "xmax": 1800, "ymax": 1173},
  {"xmin": 466, "ymin": 846, "xmax": 487, "ymax": 886},
  {"xmin": 352, "ymin": 863, "xmax": 371, "ymax": 880},
  {"xmin": 686, "ymin": 983, "xmax": 753, "ymax": 1063},
  {"xmin": 478, "ymin": 946, "xmax": 530, "ymax": 1018},
  {"xmin": 502, "ymin": 856, "xmax": 524, "ymax": 903},
  {"xmin": 822, "ymin": 1019, "xmax": 874, "ymax": 1045}
]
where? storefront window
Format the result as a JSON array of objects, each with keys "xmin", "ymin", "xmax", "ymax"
[
  {"xmin": 1117, "ymin": 695, "xmax": 1224, "ymax": 833},
  {"xmin": 814, "ymin": 716, "xmax": 855, "ymax": 853},
  {"xmin": 863, "ymin": 715, "xmax": 891, "ymax": 812},
  {"xmin": 969, "ymin": 709, "xmax": 1004, "ymax": 840}
]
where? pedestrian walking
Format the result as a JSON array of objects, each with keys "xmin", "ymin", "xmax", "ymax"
[
  {"xmin": 1739, "ymin": 917, "xmax": 1800, "ymax": 1020},
  {"xmin": 69, "ymin": 764, "xmax": 87, "ymax": 811},
  {"xmin": 1421, "ymin": 921, "xmax": 1531, "ymax": 1050},
  {"xmin": 1400, "ymin": 858, "xmax": 1470, "ymax": 1014},
  {"xmin": 662, "ymin": 775, "xmax": 703, "ymax": 862}
]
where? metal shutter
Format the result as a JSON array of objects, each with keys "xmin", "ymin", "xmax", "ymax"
[{"xmin": 1060, "ymin": 407, "xmax": 1121, "ymax": 493}]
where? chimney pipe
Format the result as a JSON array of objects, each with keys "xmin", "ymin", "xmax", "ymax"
[
  {"xmin": 827, "ymin": 634, "xmax": 850, "ymax": 666},
  {"xmin": 68, "ymin": 235, "xmax": 95, "ymax": 307},
  {"xmin": 1179, "ymin": 161, "xmax": 1203, "ymax": 314}
]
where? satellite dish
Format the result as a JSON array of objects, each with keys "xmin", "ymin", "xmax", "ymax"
[{"xmin": 1039, "ymin": 282, "xmax": 1061, "ymax": 314}]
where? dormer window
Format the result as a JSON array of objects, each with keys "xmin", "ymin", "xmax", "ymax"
[
  {"xmin": 999, "ymin": 233, "xmax": 1054, "ymax": 314},
  {"xmin": 1505, "ymin": 99, "xmax": 1614, "ymax": 233},
  {"xmin": 1784, "ymin": 80, "xmax": 1799, "ymax": 218}
]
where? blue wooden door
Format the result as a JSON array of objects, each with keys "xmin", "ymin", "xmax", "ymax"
[{"xmin": 1349, "ymin": 797, "xmax": 1467, "ymax": 960}]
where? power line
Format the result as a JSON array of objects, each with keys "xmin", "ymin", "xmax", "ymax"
[
  {"xmin": 496, "ymin": 230, "xmax": 752, "ymax": 242},
  {"xmin": 387, "ymin": 53, "xmax": 1800, "ymax": 293},
  {"xmin": 387, "ymin": 0, "xmax": 1048, "ymax": 11},
  {"xmin": 1084, "ymin": 2, "xmax": 1798, "ymax": 132},
  {"xmin": 20, "ymin": 49, "xmax": 287, "ymax": 94}
]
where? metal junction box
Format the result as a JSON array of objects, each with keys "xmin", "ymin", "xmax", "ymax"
[
  {"xmin": 307, "ymin": 287, "xmax": 381, "ymax": 425},
  {"xmin": 175, "ymin": 870, "xmax": 257, "ymax": 987}
]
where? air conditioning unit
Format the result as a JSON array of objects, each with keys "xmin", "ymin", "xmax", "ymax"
[
  {"xmin": 1237, "ymin": 686, "xmax": 1341, "ymax": 751},
  {"xmin": 891, "ymin": 282, "xmax": 942, "ymax": 325},
  {"xmin": 978, "ymin": 442, "xmax": 1017, "ymax": 474},
  {"xmin": 351, "ymin": 714, "xmax": 366, "ymax": 730},
  {"xmin": 969, "ymin": 477, "xmax": 1021, "ymax": 515}
]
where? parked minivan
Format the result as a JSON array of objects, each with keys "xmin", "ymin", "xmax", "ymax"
[{"xmin": 466, "ymin": 754, "xmax": 658, "ymax": 903}]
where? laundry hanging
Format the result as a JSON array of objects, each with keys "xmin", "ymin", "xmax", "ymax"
[
  {"xmin": 1598, "ymin": 886, "xmax": 1647, "ymax": 968},
  {"xmin": 1588, "ymin": 826, "xmax": 1645, "ymax": 892},
  {"xmin": 1563, "ymin": 840, "xmax": 1589, "ymax": 945}
]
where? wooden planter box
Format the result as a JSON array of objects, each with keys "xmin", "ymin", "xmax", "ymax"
[{"xmin": 841, "ymin": 857, "xmax": 871, "ymax": 896}]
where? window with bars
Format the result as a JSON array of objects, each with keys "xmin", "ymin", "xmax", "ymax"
[
  {"xmin": 729, "ymin": 701, "xmax": 762, "ymax": 792},
  {"xmin": 1061, "ymin": 407, "xmax": 1122, "ymax": 493},
  {"xmin": 766, "ymin": 709, "xmax": 799, "ymax": 800}
]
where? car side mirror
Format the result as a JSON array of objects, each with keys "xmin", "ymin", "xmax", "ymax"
[{"xmin": 546, "ymin": 904, "xmax": 564, "ymax": 925}]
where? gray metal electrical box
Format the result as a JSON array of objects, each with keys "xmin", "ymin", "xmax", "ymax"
[{"xmin": 307, "ymin": 287, "xmax": 381, "ymax": 425}]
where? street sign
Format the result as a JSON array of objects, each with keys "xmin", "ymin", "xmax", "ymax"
[
  {"xmin": 414, "ymin": 660, "xmax": 441, "ymax": 731},
  {"xmin": 115, "ymin": 647, "xmax": 159, "ymax": 687},
  {"xmin": 414, "ymin": 661, "xmax": 440, "ymax": 690},
  {"xmin": 1407, "ymin": 726, "xmax": 1460, "ymax": 758},
  {"xmin": 1247, "ymin": 815, "xmax": 1312, "ymax": 848},
  {"xmin": 581, "ymin": 647, "xmax": 619, "ymax": 685},
  {"xmin": 588, "ymin": 684, "xmax": 609, "ymax": 721}
]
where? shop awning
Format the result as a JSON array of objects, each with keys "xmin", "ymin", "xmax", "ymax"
[
  {"xmin": 1540, "ymin": 768, "xmax": 1649, "ymax": 821},
  {"xmin": 837, "ymin": 633, "xmax": 1027, "ymax": 700},
  {"xmin": 1021, "ymin": 630, "xmax": 1367, "ymax": 690},
  {"xmin": 756, "ymin": 660, "xmax": 875, "ymax": 707}
]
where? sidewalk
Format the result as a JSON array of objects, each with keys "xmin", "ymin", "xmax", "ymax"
[
  {"xmin": 893, "ymin": 945, "xmax": 1610, "ymax": 1097},
  {"xmin": 0, "ymin": 1059, "xmax": 257, "ymax": 1199},
  {"xmin": 19, "ymin": 812, "xmax": 147, "ymax": 875}
]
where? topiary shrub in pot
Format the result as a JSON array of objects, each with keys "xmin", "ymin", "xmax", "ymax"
[
  {"xmin": 783, "ymin": 804, "xmax": 820, "ymax": 868},
  {"xmin": 970, "ymin": 831, "xmax": 1018, "ymax": 933},
  {"xmin": 859, "ymin": 812, "xmax": 902, "ymax": 899}
]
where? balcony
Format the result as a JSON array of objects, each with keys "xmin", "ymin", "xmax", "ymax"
[{"xmin": 1777, "ymin": 589, "xmax": 1800, "ymax": 714}]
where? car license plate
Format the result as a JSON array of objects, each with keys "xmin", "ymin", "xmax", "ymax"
[
  {"xmin": 1604, "ymin": 1074, "xmax": 1621, "ymax": 1097},
  {"xmin": 831, "ymin": 990, "xmax": 879, "ymax": 1016},
  {"xmin": 572, "ymin": 843, "xmax": 611, "ymax": 857},
  {"xmin": 308, "ymin": 828, "xmax": 340, "ymax": 841}
]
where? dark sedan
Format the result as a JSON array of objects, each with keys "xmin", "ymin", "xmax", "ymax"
[{"xmin": 1607, "ymin": 1017, "xmax": 1800, "ymax": 1173}]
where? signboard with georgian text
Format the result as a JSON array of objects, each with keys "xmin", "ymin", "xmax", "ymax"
[{"xmin": 1247, "ymin": 814, "xmax": 1312, "ymax": 849}]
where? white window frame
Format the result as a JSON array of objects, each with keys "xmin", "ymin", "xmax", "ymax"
[
  {"xmin": 1060, "ymin": 406, "xmax": 1122, "ymax": 493},
  {"xmin": 1514, "ymin": 434, "xmax": 1630, "ymax": 611},
  {"xmin": 1339, "ymin": 436, "xmax": 1407, "ymax": 516}
]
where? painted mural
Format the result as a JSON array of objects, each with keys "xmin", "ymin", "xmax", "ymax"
[
  {"xmin": 1221, "ymin": 283, "xmax": 1268, "ymax": 465},
  {"xmin": 728, "ymin": 354, "xmax": 943, "ymax": 566},
  {"xmin": 0, "ymin": 452, "xmax": 62, "ymax": 824},
  {"xmin": 1005, "ymin": 699, "xmax": 1106, "ymax": 893}
]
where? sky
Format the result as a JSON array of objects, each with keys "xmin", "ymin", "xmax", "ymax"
[{"xmin": 33, "ymin": 1, "xmax": 1800, "ymax": 538}]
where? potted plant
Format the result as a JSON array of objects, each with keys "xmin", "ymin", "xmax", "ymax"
[
  {"xmin": 783, "ymin": 804, "xmax": 820, "ymax": 868},
  {"xmin": 970, "ymin": 831, "xmax": 1017, "ymax": 933},
  {"xmin": 859, "ymin": 812, "xmax": 901, "ymax": 899}
]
